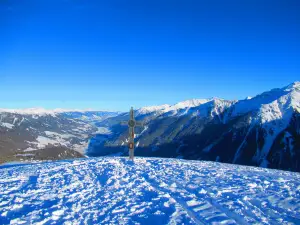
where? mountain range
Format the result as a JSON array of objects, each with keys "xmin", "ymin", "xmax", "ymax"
[
  {"xmin": 0, "ymin": 82, "xmax": 299, "ymax": 171},
  {"xmin": 87, "ymin": 81, "xmax": 300, "ymax": 172},
  {"xmin": 0, "ymin": 110, "xmax": 119, "ymax": 163}
]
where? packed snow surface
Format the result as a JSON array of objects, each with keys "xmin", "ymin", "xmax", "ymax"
[{"xmin": 0, "ymin": 157, "xmax": 299, "ymax": 225}]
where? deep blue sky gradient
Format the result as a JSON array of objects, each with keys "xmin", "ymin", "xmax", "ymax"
[{"xmin": 1, "ymin": 0, "xmax": 299, "ymax": 111}]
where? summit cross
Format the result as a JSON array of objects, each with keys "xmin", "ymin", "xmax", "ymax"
[{"xmin": 120, "ymin": 107, "xmax": 144, "ymax": 160}]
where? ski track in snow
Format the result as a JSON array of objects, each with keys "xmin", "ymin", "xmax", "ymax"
[{"xmin": 0, "ymin": 157, "xmax": 299, "ymax": 225}]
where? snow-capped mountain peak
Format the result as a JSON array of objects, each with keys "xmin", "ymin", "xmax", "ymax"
[
  {"xmin": 171, "ymin": 99, "xmax": 211, "ymax": 110},
  {"xmin": 284, "ymin": 82, "xmax": 300, "ymax": 111},
  {"xmin": 137, "ymin": 104, "xmax": 171, "ymax": 114},
  {"xmin": 136, "ymin": 82, "xmax": 300, "ymax": 121},
  {"xmin": 230, "ymin": 81, "xmax": 299, "ymax": 118},
  {"xmin": 284, "ymin": 81, "xmax": 300, "ymax": 91},
  {"xmin": 138, "ymin": 99, "xmax": 214, "ymax": 115},
  {"xmin": 0, "ymin": 107, "xmax": 99, "ymax": 115}
]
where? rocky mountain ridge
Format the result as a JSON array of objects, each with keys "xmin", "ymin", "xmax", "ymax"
[{"xmin": 87, "ymin": 82, "xmax": 300, "ymax": 172}]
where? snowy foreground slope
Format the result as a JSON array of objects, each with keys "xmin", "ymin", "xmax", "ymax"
[{"xmin": 0, "ymin": 158, "xmax": 300, "ymax": 225}]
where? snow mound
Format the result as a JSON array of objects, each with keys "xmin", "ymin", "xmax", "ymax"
[{"xmin": 0, "ymin": 157, "xmax": 299, "ymax": 224}]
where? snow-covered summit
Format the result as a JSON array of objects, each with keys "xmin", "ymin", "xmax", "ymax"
[
  {"xmin": 0, "ymin": 157, "xmax": 299, "ymax": 224},
  {"xmin": 231, "ymin": 81, "xmax": 300, "ymax": 117},
  {"xmin": 137, "ymin": 82, "xmax": 300, "ymax": 121},
  {"xmin": 284, "ymin": 82, "xmax": 300, "ymax": 111},
  {"xmin": 170, "ymin": 99, "xmax": 211, "ymax": 110},
  {"xmin": 135, "ymin": 82, "xmax": 299, "ymax": 124},
  {"xmin": 138, "ymin": 98, "xmax": 225, "ymax": 115},
  {"xmin": 2, "ymin": 82, "xmax": 298, "ymax": 118},
  {"xmin": 284, "ymin": 81, "xmax": 300, "ymax": 91},
  {"xmin": 137, "ymin": 104, "xmax": 171, "ymax": 114}
]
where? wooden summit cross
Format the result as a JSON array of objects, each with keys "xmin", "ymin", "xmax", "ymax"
[{"xmin": 120, "ymin": 107, "xmax": 144, "ymax": 160}]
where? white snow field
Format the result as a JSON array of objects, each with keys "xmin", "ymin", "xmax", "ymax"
[{"xmin": 0, "ymin": 157, "xmax": 299, "ymax": 225}]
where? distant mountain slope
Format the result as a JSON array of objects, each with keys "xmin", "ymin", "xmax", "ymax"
[
  {"xmin": 1, "ymin": 82, "xmax": 299, "ymax": 171},
  {"xmin": 0, "ymin": 157, "xmax": 299, "ymax": 224},
  {"xmin": 0, "ymin": 110, "xmax": 119, "ymax": 163},
  {"xmin": 87, "ymin": 82, "xmax": 300, "ymax": 172}
]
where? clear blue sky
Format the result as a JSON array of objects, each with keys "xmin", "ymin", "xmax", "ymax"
[{"xmin": 0, "ymin": 0, "xmax": 299, "ymax": 111}]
